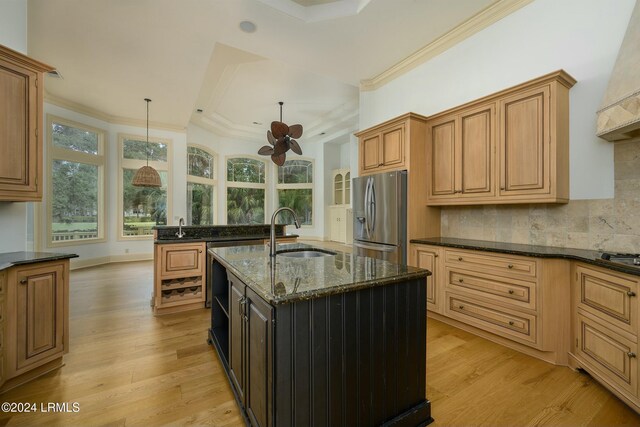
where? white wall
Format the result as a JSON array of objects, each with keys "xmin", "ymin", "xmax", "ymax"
[
  {"xmin": 359, "ymin": 0, "xmax": 635, "ymax": 200},
  {"xmin": 0, "ymin": 0, "xmax": 28, "ymax": 253}
]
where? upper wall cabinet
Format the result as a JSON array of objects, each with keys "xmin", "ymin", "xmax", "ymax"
[
  {"xmin": 0, "ymin": 44, "xmax": 54, "ymax": 202},
  {"xmin": 356, "ymin": 118, "xmax": 408, "ymax": 175},
  {"xmin": 426, "ymin": 70, "xmax": 576, "ymax": 206}
]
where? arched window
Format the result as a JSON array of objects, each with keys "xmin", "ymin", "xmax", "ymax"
[
  {"xmin": 187, "ymin": 146, "xmax": 217, "ymax": 225},
  {"xmin": 276, "ymin": 159, "xmax": 313, "ymax": 225},
  {"xmin": 226, "ymin": 156, "xmax": 266, "ymax": 224}
]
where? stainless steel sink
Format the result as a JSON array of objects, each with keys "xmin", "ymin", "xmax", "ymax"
[{"xmin": 277, "ymin": 249, "xmax": 336, "ymax": 258}]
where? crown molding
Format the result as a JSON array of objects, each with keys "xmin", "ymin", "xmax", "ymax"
[
  {"xmin": 359, "ymin": 0, "xmax": 534, "ymax": 92},
  {"xmin": 44, "ymin": 92, "xmax": 187, "ymax": 133}
]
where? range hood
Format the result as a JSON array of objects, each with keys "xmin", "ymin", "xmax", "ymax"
[{"xmin": 597, "ymin": 1, "xmax": 640, "ymax": 142}]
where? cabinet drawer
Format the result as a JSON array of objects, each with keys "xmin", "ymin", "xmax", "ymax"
[
  {"xmin": 446, "ymin": 268, "xmax": 536, "ymax": 310},
  {"xmin": 576, "ymin": 264, "xmax": 638, "ymax": 335},
  {"xmin": 158, "ymin": 243, "xmax": 205, "ymax": 277},
  {"xmin": 575, "ymin": 312, "xmax": 638, "ymax": 396},
  {"xmin": 445, "ymin": 249, "xmax": 537, "ymax": 278},
  {"xmin": 446, "ymin": 293, "xmax": 537, "ymax": 346}
]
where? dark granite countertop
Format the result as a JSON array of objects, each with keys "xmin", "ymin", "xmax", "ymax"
[
  {"xmin": 410, "ymin": 237, "xmax": 640, "ymax": 277},
  {"xmin": 0, "ymin": 252, "xmax": 79, "ymax": 272},
  {"xmin": 209, "ymin": 243, "xmax": 430, "ymax": 305},
  {"xmin": 154, "ymin": 224, "xmax": 297, "ymax": 244}
]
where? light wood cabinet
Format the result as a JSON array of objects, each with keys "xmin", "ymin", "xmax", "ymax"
[
  {"xmin": 0, "ymin": 44, "xmax": 54, "ymax": 202},
  {"xmin": 426, "ymin": 70, "xmax": 575, "ymax": 206},
  {"xmin": 417, "ymin": 244, "xmax": 570, "ymax": 365},
  {"xmin": 570, "ymin": 262, "xmax": 640, "ymax": 411},
  {"xmin": 355, "ymin": 113, "xmax": 441, "ymax": 243},
  {"xmin": 358, "ymin": 122, "xmax": 405, "ymax": 174},
  {"xmin": 153, "ymin": 242, "xmax": 206, "ymax": 315},
  {"xmin": 428, "ymin": 102, "xmax": 496, "ymax": 202},
  {"xmin": 329, "ymin": 206, "xmax": 347, "ymax": 243},
  {"xmin": 410, "ymin": 244, "xmax": 443, "ymax": 313},
  {"xmin": 1, "ymin": 259, "xmax": 70, "ymax": 392}
]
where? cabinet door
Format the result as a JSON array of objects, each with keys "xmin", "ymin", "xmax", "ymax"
[
  {"xmin": 245, "ymin": 288, "xmax": 273, "ymax": 427},
  {"xmin": 412, "ymin": 245, "xmax": 441, "ymax": 313},
  {"xmin": 361, "ymin": 134, "xmax": 380, "ymax": 173},
  {"xmin": 158, "ymin": 243, "xmax": 204, "ymax": 278},
  {"xmin": 16, "ymin": 263, "xmax": 65, "ymax": 370},
  {"xmin": 499, "ymin": 85, "xmax": 550, "ymax": 196},
  {"xmin": 228, "ymin": 276, "xmax": 245, "ymax": 403},
  {"xmin": 428, "ymin": 116, "xmax": 457, "ymax": 198},
  {"xmin": 381, "ymin": 124, "xmax": 404, "ymax": 168},
  {"xmin": 329, "ymin": 208, "xmax": 346, "ymax": 243},
  {"xmin": 460, "ymin": 103, "xmax": 495, "ymax": 197},
  {"xmin": 0, "ymin": 58, "xmax": 39, "ymax": 199}
]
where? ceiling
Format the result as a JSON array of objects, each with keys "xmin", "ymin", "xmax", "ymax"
[{"xmin": 27, "ymin": 0, "xmax": 497, "ymax": 142}]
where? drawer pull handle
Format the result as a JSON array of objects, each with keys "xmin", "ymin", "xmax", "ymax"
[
  {"xmin": 627, "ymin": 291, "xmax": 636, "ymax": 297},
  {"xmin": 19, "ymin": 279, "xmax": 27, "ymax": 285},
  {"xmin": 458, "ymin": 305, "xmax": 464, "ymax": 310},
  {"xmin": 508, "ymin": 289, "xmax": 515, "ymax": 294},
  {"xmin": 458, "ymin": 257, "xmax": 463, "ymax": 261},
  {"xmin": 508, "ymin": 264, "xmax": 514, "ymax": 269},
  {"xmin": 458, "ymin": 278, "xmax": 464, "ymax": 283},
  {"xmin": 508, "ymin": 321, "xmax": 514, "ymax": 326},
  {"xmin": 628, "ymin": 352, "xmax": 637, "ymax": 358}
]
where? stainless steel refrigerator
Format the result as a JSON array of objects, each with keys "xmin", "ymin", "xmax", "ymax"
[{"xmin": 352, "ymin": 170, "xmax": 407, "ymax": 264}]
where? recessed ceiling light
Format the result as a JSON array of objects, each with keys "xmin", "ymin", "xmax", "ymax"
[
  {"xmin": 253, "ymin": 121, "xmax": 262, "ymax": 125},
  {"xmin": 319, "ymin": 132, "xmax": 326, "ymax": 135},
  {"xmin": 196, "ymin": 109, "xmax": 203, "ymax": 113},
  {"xmin": 239, "ymin": 20, "xmax": 257, "ymax": 33}
]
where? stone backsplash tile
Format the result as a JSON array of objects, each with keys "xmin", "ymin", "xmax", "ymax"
[{"xmin": 441, "ymin": 142, "xmax": 640, "ymax": 253}]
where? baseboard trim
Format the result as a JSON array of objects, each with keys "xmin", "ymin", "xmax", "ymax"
[{"xmin": 71, "ymin": 254, "xmax": 153, "ymax": 270}]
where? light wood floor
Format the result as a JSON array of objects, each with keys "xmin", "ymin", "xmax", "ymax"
[{"xmin": 0, "ymin": 257, "xmax": 639, "ymax": 426}]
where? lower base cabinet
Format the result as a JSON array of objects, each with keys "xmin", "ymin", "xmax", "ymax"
[
  {"xmin": 209, "ymin": 259, "xmax": 431, "ymax": 427},
  {"xmin": 1, "ymin": 259, "xmax": 70, "ymax": 392}
]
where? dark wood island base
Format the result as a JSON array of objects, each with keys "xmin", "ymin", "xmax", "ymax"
[{"xmin": 208, "ymin": 246, "xmax": 432, "ymax": 427}]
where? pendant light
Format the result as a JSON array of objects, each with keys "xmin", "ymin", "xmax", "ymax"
[{"xmin": 132, "ymin": 98, "xmax": 162, "ymax": 187}]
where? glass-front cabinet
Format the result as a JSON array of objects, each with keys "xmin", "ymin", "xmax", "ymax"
[{"xmin": 329, "ymin": 168, "xmax": 352, "ymax": 244}]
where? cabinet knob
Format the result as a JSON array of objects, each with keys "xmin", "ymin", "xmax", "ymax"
[
  {"xmin": 458, "ymin": 278, "xmax": 464, "ymax": 283},
  {"xmin": 500, "ymin": 187, "xmax": 505, "ymax": 190},
  {"xmin": 508, "ymin": 264, "xmax": 514, "ymax": 269},
  {"xmin": 434, "ymin": 254, "xmax": 439, "ymax": 258},
  {"xmin": 458, "ymin": 305, "xmax": 464, "ymax": 310},
  {"xmin": 628, "ymin": 352, "xmax": 637, "ymax": 358},
  {"xmin": 199, "ymin": 250, "xmax": 203, "ymax": 253},
  {"xmin": 509, "ymin": 321, "xmax": 515, "ymax": 326},
  {"xmin": 19, "ymin": 279, "xmax": 27, "ymax": 285},
  {"xmin": 627, "ymin": 291, "xmax": 636, "ymax": 297},
  {"xmin": 458, "ymin": 257, "xmax": 463, "ymax": 261},
  {"xmin": 508, "ymin": 289, "xmax": 515, "ymax": 294}
]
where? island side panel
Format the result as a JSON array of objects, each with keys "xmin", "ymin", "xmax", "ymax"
[{"xmin": 274, "ymin": 277, "xmax": 430, "ymax": 427}]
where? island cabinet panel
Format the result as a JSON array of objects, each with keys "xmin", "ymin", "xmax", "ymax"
[{"xmin": 209, "ymin": 260, "xmax": 431, "ymax": 427}]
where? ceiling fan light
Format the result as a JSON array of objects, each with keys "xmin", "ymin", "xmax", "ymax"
[{"xmin": 132, "ymin": 165, "xmax": 162, "ymax": 187}]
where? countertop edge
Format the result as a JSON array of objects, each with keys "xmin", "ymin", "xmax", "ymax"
[
  {"xmin": 154, "ymin": 233, "xmax": 299, "ymax": 244},
  {"xmin": 0, "ymin": 252, "xmax": 79, "ymax": 272},
  {"xmin": 410, "ymin": 237, "xmax": 640, "ymax": 277}
]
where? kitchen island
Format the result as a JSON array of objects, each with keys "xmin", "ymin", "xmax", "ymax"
[{"xmin": 208, "ymin": 243, "xmax": 432, "ymax": 427}]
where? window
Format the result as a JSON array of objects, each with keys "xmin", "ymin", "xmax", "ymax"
[
  {"xmin": 276, "ymin": 159, "xmax": 313, "ymax": 225},
  {"xmin": 47, "ymin": 116, "xmax": 106, "ymax": 246},
  {"xmin": 187, "ymin": 146, "xmax": 216, "ymax": 225},
  {"xmin": 226, "ymin": 157, "xmax": 266, "ymax": 224},
  {"xmin": 119, "ymin": 134, "xmax": 171, "ymax": 239}
]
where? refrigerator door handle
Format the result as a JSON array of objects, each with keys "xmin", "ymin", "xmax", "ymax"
[
  {"xmin": 364, "ymin": 177, "xmax": 372, "ymax": 238},
  {"xmin": 369, "ymin": 179, "xmax": 376, "ymax": 235},
  {"xmin": 354, "ymin": 241, "xmax": 397, "ymax": 252}
]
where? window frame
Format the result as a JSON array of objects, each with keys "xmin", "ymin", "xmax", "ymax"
[
  {"xmin": 46, "ymin": 114, "xmax": 107, "ymax": 247},
  {"xmin": 275, "ymin": 157, "xmax": 314, "ymax": 227},
  {"xmin": 117, "ymin": 133, "xmax": 173, "ymax": 241},
  {"xmin": 224, "ymin": 155, "xmax": 268, "ymax": 225},
  {"xmin": 187, "ymin": 144, "xmax": 217, "ymax": 225}
]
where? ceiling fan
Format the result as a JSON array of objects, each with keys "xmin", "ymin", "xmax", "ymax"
[{"xmin": 258, "ymin": 101, "xmax": 303, "ymax": 166}]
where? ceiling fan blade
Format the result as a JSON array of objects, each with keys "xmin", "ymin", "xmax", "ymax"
[
  {"xmin": 258, "ymin": 145, "xmax": 274, "ymax": 155},
  {"xmin": 267, "ymin": 130, "xmax": 277, "ymax": 145},
  {"xmin": 271, "ymin": 152, "xmax": 286, "ymax": 166},
  {"xmin": 289, "ymin": 139, "xmax": 302, "ymax": 155},
  {"xmin": 289, "ymin": 124, "xmax": 303, "ymax": 139},
  {"xmin": 273, "ymin": 138, "xmax": 290, "ymax": 155},
  {"xmin": 271, "ymin": 121, "xmax": 289, "ymax": 139}
]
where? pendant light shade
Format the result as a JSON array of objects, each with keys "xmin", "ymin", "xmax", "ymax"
[{"xmin": 132, "ymin": 98, "xmax": 162, "ymax": 188}]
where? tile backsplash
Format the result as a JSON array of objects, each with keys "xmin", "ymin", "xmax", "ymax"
[{"xmin": 441, "ymin": 141, "xmax": 640, "ymax": 252}]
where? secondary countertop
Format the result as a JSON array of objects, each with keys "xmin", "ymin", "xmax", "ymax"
[
  {"xmin": 209, "ymin": 243, "xmax": 430, "ymax": 305},
  {"xmin": 410, "ymin": 237, "xmax": 640, "ymax": 277},
  {"xmin": 154, "ymin": 224, "xmax": 297, "ymax": 244},
  {"xmin": 0, "ymin": 252, "xmax": 79, "ymax": 272}
]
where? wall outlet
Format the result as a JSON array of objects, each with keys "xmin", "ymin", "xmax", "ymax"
[{"xmin": 125, "ymin": 248, "xmax": 129, "ymax": 254}]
